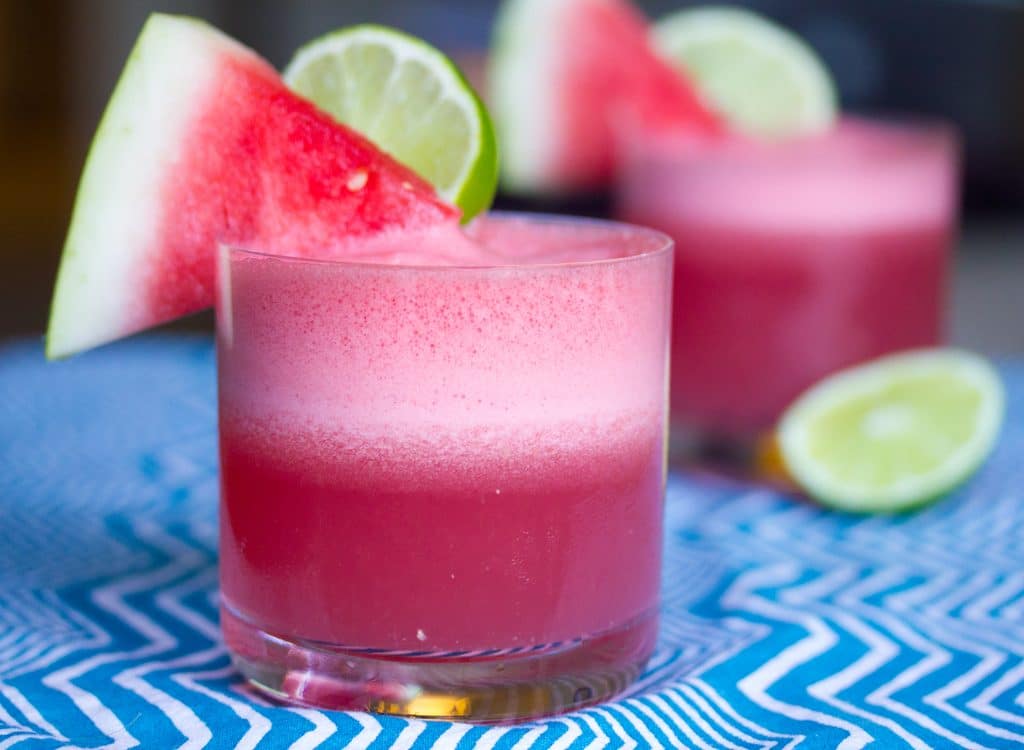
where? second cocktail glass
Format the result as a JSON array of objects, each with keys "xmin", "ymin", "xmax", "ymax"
[
  {"xmin": 617, "ymin": 118, "xmax": 959, "ymax": 460},
  {"xmin": 216, "ymin": 214, "xmax": 673, "ymax": 721}
]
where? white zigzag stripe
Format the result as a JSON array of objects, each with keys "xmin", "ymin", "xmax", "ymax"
[
  {"xmin": 389, "ymin": 719, "xmax": 429, "ymax": 750},
  {"xmin": 507, "ymin": 725, "xmax": 547, "ymax": 750},
  {"xmin": 683, "ymin": 485, "xmax": 1024, "ymax": 747},
  {"xmin": 861, "ymin": 569, "xmax": 1024, "ymax": 739},
  {"xmin": 765, "ymin": 524, "xmax": 1019, "ymax": 745},
  {"xmin": 0, "ymin": 697, "xmax": 64, "ymax": 750},
  {"xmin": 997, "ymin": 588, "xmax": 1024, "ymax": 622},
  {"xmin": 0, "ymin": 637, "xmax": 54, "ymax": 677},
  {"xmin": 173, "ymin": 666, "xmax": 271, "ymax": 749},
  {"xmin": 543, "ymin": 718, "xmax": 582, "ymax": 750},
  {"xmin": 655, "ymin": 692, "xmax": 745, "ymax": 750},
  {"xmin": 690, "ymin": 679, "xmax": 799, "ymax": 748},
  {"xmin": 283, "ymin": 708, "xmax": 337, "ymax": 749},
  {"xmin": 671, "ymin": 477, "xmax": 1024, "ymax": 745},
  {"xmin": 761, "ymin": 525, "xmax": 991, "ymax": 664},
  {"xmin": 40, "ymin": 518, "xmax": 211, "ymax": 749},
  {"xmin": 575, "ymin": 712, "xmax": 610, "ymax": 750},
  {"xmin": 604, "ymin": 704, "xmax": 664, "ymax": 750},
  {"xmin": 969, "ymin": 660, "xmax": 1024, "ymax": 731},
  {"xmin": 114, "ymin": 653, "xmax": 216, "ymax": 750},
  {"xmin": 346, "ymin": 712, "xmax": 382, "ymax": 750},
  {"xmin": 0, "ymin": 630, "xmax": 25, "ymax": 662},
  {"xmin": 919, "ymin": 628, "xmax": 1024, "ymax": 743},
  {"xmin": 430, "ymin": 722, "xmax": 473, "ymax": 750},
  {"xmin": 929, "ymin": 572, "xmax": 998, "ymax": 621},
  {"xmin": 963, "ymin": 572, "xmax": 1024, "ymax": 621},
  {"xmin": 635, "ymin": 695, "xmax": 716, "ymax": 750},
  {"xmin": 472, "ymin": 725, "xmax": 514, "ymax": 750},
  {"xmin": 109, "ymin": 528, "xmax": 220, "ymax": 749},
  {"xmin": 0, "ymin": 593, "xmax": 108, "ymax": 680},
  {"xmin": 589, "ymin": 707, "xmax": 638, "ymax": 750},
  {"xmin": 813, "ymin": 609, "xmax": 929, "ymax": 749},
  {"xmin": 0, "ymin": 731, "xmax": 58, "ymax": 750},
  {"xmin": 670, "ymin": 684, "xmax": 773, "ymax": 749},
  {"xmin": 0, "ymin": 684, "xmax": 66, "ymax": 744},
  {"xmin": 857, "ymin": 608, "xmax": 986, "ymax": 748},
  {"xmin": 778, "ymin": 566, "xmax": 934, "ymax": 748},
  {"xmin": 577, "ymin": 713, "xmax": 606, "ymax": 750},
  {"xmin": 155, "ymin": 581, "xmax": 218, "ymax": 641},
  {"xmin": 728, "ymin": 564, "xmax": 871, "ymax": 750}
]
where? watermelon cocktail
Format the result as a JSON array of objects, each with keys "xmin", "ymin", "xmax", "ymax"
[
  {"xmin": 218, "ymin": 215, "xmax": 673, "ymax": 719},
  {"xmin": 45, "ymin": 13, "xmax": 675, "ymax": 720},
  {"xmin": 618, "ymin": 119, "xmax": 957, "ymax": 453},
  {"xmin": 488, "ymin": 1, "xmax": 963, "ymax": 464}
]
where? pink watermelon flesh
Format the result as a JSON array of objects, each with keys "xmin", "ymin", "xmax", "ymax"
[
  {"xmin": 47, "ymin": 15, "xmax": 459, "ymax": 359},
  {"xmin": 557, "ymin": 0, "xmax": 723, "ymax": 188},
  {"xmin": 149, "ymin": 55, "xmax": 459, "ymax": 326}
]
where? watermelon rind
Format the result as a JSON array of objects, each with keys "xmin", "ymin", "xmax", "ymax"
[{"xmin": 489, "ymin": 0, "xmax": 571, "ymax": 194}]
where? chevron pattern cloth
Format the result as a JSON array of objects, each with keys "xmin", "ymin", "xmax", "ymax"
[{"xmin": 2, "ymin": 336, "xmax": 1024, "ymax": 749}]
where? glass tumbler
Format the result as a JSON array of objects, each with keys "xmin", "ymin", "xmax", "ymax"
[
  {"xmin": 617, "ymin": 118, "xmax": 958, "ymax": 465},
  {"xmin": 216, "ymin": 214, "xmax": 673, "ymax": 721}
]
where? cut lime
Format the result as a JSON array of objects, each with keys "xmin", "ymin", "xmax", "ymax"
[
  {"xmin": 653, "ymin": 6, "xmax": 836, "ymax": 138},
  {"xmin": 284, "ymin": 25, "xmax": 498, "ymax": 221},
  {"xmin": 779, "ymin": 350, "xmax": 1004, "ymax": 513}
]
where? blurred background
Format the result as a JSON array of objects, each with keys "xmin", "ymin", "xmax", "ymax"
[{"xmin": 2, "ymin": 0, "xmax": 1021, "ymax": 349}]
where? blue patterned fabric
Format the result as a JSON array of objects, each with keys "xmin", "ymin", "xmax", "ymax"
[{"xmin": 2, "ymin": 336, "xmax": 1023, "ymax": 749}]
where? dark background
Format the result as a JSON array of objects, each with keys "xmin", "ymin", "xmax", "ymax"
[{"xmin": 2, "ymin": 0, "xmax": 1022, "ymax": 349}]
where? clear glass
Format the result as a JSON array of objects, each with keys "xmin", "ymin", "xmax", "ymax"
[
  {"xmin": 616, "ymin": 117, "xmax": 959, "ymax": 465},
  {"xmin": 216, "ymin": 213, "xmax": 673, "ymax": 722}
]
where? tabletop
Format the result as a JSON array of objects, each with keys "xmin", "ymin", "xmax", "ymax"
[{"xmin": 2, "ymin": 336, "xmax": 1023, "ymax": 749}]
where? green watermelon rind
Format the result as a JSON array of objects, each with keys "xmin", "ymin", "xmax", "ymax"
[
  {"xmin": 284, "ymin": 25, "xmax": 498, "ymax": 223},
  {"xmin": 46, "ymin": 14, "xmax": 259, "ymax": 360},
  {"xmin": 489, "ymin": 0, "xmax": 569, "ymax": 194}
]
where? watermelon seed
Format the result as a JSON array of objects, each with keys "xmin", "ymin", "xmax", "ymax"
[{"xmin": 347, "ymin": 168, "xmax": 369, "ymax": 191}]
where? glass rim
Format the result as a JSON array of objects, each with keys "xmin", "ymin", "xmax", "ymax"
[
  {"xmin": 619, "ymin": 114, "xmax": 960, "ymax": 166},
  {"xmin": 219, "ymin": 211, "xmax": 674, "ymax": 273}
]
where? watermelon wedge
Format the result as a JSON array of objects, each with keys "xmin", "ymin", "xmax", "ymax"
[
  {"xmin": 47, "ymin": 14, "xmax": 460, "ymax": 359},
  {"xmin": 490, "ymin": 0, "xmax": 723, "ymax": 193}
]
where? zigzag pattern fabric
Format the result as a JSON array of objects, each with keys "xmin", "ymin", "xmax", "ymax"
[{"xmin": 2, "ymin": 338, "xmax": 1023, "ymax": 749}]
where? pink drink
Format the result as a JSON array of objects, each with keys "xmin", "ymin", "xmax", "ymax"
[
  {"xmin": 217, "ymin": 214, "xmax": 673, "ymax": 720},
  {"xmin": 617, "ymin": 118, "xmax": 958, "ymax": 446}
]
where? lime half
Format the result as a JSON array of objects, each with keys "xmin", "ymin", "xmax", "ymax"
[
  {"xmin": 285, "ymin": 25, "xmax": 498, "ymax": 221},
  {"xmin": 653, "ymin": 6, "xmax": 836, "ymax": 138},
  {"xmin": 779, "ymin": 350, "xmax": 1005, "ymax": 513}
]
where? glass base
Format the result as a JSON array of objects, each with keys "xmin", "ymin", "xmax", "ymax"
[
  {"xmin": 670, "ymin": 423, "xmax": 795, "ymax": 488},
  {"xmin": 222, "ymin": 605, "xmax": 657, "ymax": 722}
]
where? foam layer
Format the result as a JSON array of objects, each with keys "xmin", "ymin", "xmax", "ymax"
[
  {"xmin": 217, "ymin": 215, "xmax": 673, "ymax": 438},
  {"xmin": 280, "ymin": 213, "xmax": 675, "ymax": 267},
  {"xmin": 618, "ymin": 117, "xmax": 958, "ymax": 233}
]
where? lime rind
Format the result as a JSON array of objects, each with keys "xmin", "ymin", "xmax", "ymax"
[
  {"xmin": 653, "ymin": 6, "xmax": 836, "ymax": 138},
  {"xmin": 779, "ymin": 350, "xmax": 1005, "ymax": 513},
  {"xmin": 284, "ymin": 25, "xmax": 498, "ymax": 222}
]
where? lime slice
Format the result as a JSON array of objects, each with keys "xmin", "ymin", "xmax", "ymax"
[
  {"xmin": 779, "ymin": 350, "xmax": 1005, "ymax": 513},
  {"xmin": 284, "ymin": 25, "xmax": 498, "ymax": 221},
  {"xmin": 653, "ymin": 6, "xmax": 836, "ymax": 138}
]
